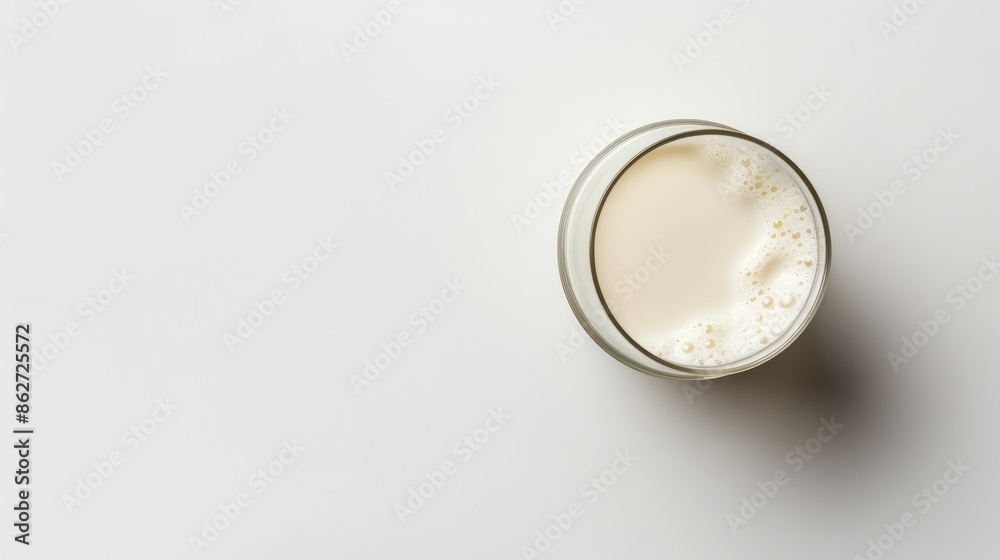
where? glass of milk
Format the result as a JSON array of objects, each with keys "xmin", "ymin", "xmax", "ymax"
[{"xmin": 558, "ymin": 120, "xmax": 831, "ymax": 380}]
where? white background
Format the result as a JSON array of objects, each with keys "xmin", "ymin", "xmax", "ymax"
[{"xmin": 1, "ymin": 0, "xmax": 999, "ymax": 558}]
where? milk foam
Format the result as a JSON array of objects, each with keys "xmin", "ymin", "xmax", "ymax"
[{"xmin": 595, "ymin": 136, "xmax": 822, "ymax": 368}]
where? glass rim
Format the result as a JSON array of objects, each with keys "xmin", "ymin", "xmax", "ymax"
[{"xmin": 557, "ymin": 120, "xmax": 833, "ymax": 379}]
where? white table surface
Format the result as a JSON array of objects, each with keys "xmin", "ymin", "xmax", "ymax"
[{"xmin": 2, "ymin": 0, "xmax": 998, "ymax": 558}]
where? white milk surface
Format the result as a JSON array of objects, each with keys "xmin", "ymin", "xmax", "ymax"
[{"xmin": 594, "ymin": 137, "xmax": 821, "ymax": 367}]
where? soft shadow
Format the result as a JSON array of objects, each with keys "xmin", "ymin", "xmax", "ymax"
[{"xmin": 666, "ymin": 289, "xmax": 893, "ymax": 454}]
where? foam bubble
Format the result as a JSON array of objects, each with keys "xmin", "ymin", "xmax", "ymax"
[{"xmin": 643, "ymin": 136, "xmax": 822, "ymax": 367}]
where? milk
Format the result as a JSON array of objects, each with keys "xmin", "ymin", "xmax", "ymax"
[{"xmin": 593, "ymin": 136, "xmax": 821, "ymax": 367}]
